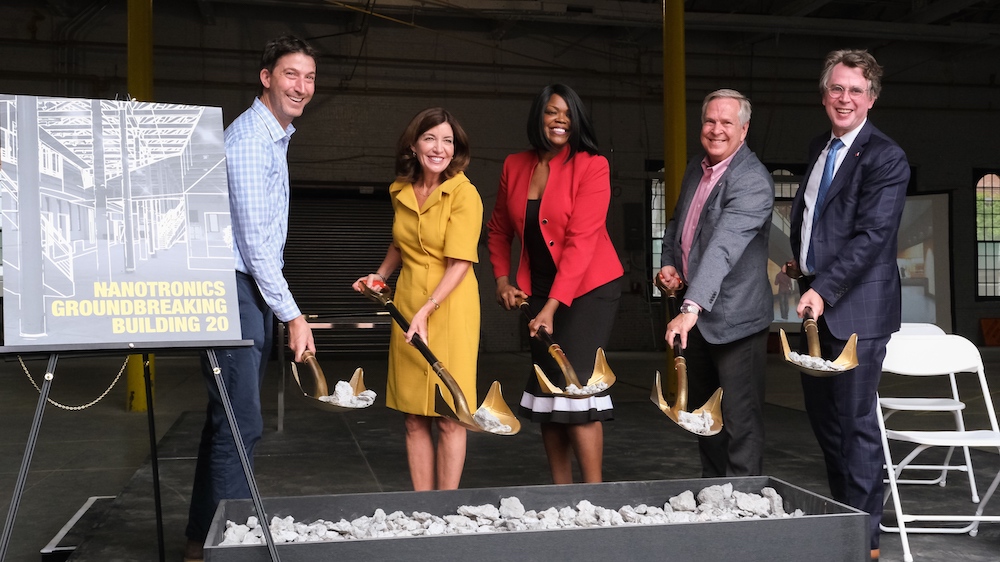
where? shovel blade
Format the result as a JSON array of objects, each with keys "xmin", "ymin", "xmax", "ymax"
[
  {"xmin": 479, "ymin": 381, "xmax": 521, "ymax": 435},
  {"xmin": 584, "ymin": 347, "xmax": 616, "ymax": 389},
  {"xmin": 650, "ymin": 371, "xmax": 723, "ymax": 437},
  {"xmin": 434, "ymin": 385, "xmax": 476, "ymax": 428},
  {"xmin": 348, "ymin": 367, "xmax": 366, "ymax": 395},
  {"xmin": 833, "ymin": 333, "xmax": 860, "ymax": 371},
  {"xmin": 534, "ymin": 348, "xmax": 616, "ymax": 399},
  {"xmin": 290, "ymin": 362, "xmax": 372, "ymax": 413},
  {"xmin": 534, "ymin": 364, "xmax": 564, "ymax": 395},
  {"xmin": 780, "ymin": 328, "xmax": 859, "ymax": 378},
  {"xmin": 434, "ymin": 383, "xmax": 520, "ymax": 435}
]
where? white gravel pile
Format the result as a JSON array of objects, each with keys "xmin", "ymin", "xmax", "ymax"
[
  {"xmin": 218, "ymin": 483, "xmax": 802, "ymax": 547},
  {"xmin": 677, "ymin": 410, "xmax": 715, "ymax": 434},
  {"xmin": 563, "ymin": 381, "xmax": 609, "ymax": 395},
  {"xmin": 317, "ymin": 381, "xmax": 377, "ymax": 408},
  {"xmin": 788, "ymin": 352, "xmax": 845, "ymax": 372},
  {"xmin": 472, "ymin": 407, "xmax": 512, "ymax": 434}
]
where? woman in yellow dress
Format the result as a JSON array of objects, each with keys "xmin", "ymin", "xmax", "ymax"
[{"xmin": 353, "ymin": 107, "xmax": 482, "ymax": 491}]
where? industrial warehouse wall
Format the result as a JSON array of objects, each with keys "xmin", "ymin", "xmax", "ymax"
[{"xmin": 1, "ymin": 1, "xmax": 997, "ymax": 348}]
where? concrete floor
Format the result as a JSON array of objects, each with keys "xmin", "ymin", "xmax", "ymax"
[{"xmin": 1, "ymin": 346, "xmax": 999, "ymax": 561}]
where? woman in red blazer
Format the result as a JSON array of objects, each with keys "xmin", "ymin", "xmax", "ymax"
[{"xmin": 487, "ymin": 84, "xmax": 623, "ymax": 484}]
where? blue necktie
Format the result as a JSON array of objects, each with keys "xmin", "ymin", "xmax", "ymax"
[{"xmin": 807, "ymin": 137, "xmax": 844, "ymax": 271}]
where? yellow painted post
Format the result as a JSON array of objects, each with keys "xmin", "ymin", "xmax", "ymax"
[
  {"xmin": 126, "ymin": 354, "xmax": 155, "ymax": 412},
  {"xmin": 126, "ymin": 0, "xmax": 154, "ymax": 411},
  {"xmin": 663, "ymin": 0, "xmax": 686, "ymax": 224},
  {"xmin": 662, "ymin": 0, "xmax": 687, "ymax": 401},
  {"xmin": 127, "ymin": 0, "xmax": 153, "ymax": 101}
]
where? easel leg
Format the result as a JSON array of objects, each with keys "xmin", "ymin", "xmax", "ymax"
[
  {"xmin": 205, "ymin": 349, "xmax": 280, "ymax": 561},
  {"xmin": 0, "ymin": 353, "xmax": 59, "ymax": 562},
  {"xmin": 143, "ymin": 353, "xmax": 166, "ymax": 562}
]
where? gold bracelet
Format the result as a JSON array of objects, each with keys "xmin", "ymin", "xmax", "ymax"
[{"xmin": 428, "ymin": 296, "xmax": 440, "ymax": 310}]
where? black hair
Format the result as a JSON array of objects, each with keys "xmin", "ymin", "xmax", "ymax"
[
  {"xmin": 259, "ymin": 35, "xmax": 317, "ymax": 74},
  {"xmin": 526, "ymin": 84, "xmax": 599, "ymax": 160}
]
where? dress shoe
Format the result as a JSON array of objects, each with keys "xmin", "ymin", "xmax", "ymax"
[{"xmin": 183, "ymin": 538, "xmax": 204, "ymax": 562}]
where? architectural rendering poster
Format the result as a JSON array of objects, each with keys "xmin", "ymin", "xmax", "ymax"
[{"xmin": 0, "ymin": 94, "xmax": 242, "ymax": 349}]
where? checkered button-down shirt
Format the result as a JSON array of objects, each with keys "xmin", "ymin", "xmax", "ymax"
[{"xmin": 225, "ymin": 97, "xmax": 301, "ymax": 322}]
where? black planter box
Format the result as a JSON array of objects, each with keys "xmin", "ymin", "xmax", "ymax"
[{"xmin": 205, "ymin": 476, "xmax": 868, "ymax": 562}]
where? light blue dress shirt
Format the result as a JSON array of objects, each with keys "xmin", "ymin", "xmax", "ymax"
[{"xmin": 225, "ymin": 97, "xmax": 300, "ymax": 322}]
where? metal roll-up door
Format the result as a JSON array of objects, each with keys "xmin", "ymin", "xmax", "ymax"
[{"xmin": 283, "ymin": 187, "xmax": 394, "ymax": 353}]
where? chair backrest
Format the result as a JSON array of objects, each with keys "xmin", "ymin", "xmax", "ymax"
[
  {"xmin": 881, "ymin": 334, "xmax": 1000, "ymax": 432},
  {"xmin": 896, "ymin": 323, "xmax": 946, "ymax": 336},
  {"xmin": 883, "ymin": 334, "xmax": 981, "ymax": 376}
]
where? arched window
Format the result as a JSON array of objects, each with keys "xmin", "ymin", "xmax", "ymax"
[{"xmin": 976, "ymin": 172, "xmax": 1000, "ymax": 297}]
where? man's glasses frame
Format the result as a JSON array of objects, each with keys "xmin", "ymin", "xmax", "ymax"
[{"xmin": 825, "ymin": 84, "xmax": 869, "ymax": 99}]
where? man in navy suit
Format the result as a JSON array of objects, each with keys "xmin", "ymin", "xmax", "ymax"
[
  {"xmin": 660, "ymin": 89, "xmax": 774, "ymax": 477},
  {"xmin": 785, "ymin": 49, "xmax": 910, "ymax": 561}
]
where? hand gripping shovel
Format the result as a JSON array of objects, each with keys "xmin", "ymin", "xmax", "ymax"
[
  {"xmin": 514, "ymin": 298, "xmax": 616, "ymax": 398},
  {"xmin": 649, "ymin": 280, "xmax": 723, "ymax": 436},
  {"xmin": 290, "ymin": 351, "xmax": 373, "ymax": 412},
  {"xmin": 360, "ymin": 281, "xmax": 520, "ymax": 435},
  {"xmin": 779, "ymin": 307, "xmax": 859, "ymax": 377}
]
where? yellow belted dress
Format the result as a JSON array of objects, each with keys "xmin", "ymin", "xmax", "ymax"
[{"xmin": 386, "ymin": 171, "xmax": 483, "ymax": 416}]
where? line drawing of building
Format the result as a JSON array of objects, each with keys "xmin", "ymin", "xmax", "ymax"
[{"xmin": 1, "ymin": 94, "xmax": 240, "ymax": 347}]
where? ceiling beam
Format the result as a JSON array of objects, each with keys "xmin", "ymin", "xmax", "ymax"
[
  {"xmin": 200, "ymin": 0, "xmax": 1000, "ymax": 44},
  {"xmin": 898, "ymin": 0, "xmax": 984, "ymax": 24}
]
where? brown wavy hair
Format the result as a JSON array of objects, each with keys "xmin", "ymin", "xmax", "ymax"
[
  {"xmin": 819, "ymin": 49, "xmax": 883, "ymax": 99},
  {"xmin": 395, "ymin": 108, "xmax": 470, "ymax": 184}
]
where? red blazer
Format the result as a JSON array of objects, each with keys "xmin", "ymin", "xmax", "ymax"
[{"xmin": 487, "ymin": 146, "xmax": 623, "ymax": 306}]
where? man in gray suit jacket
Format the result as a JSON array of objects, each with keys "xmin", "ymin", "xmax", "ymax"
[{"xmin": 659, "ymin": 89, "xmax": 774, "ymax": 476}]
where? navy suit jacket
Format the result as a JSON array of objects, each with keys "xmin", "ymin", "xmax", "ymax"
[
  {"xmin": 662, "ymin": 143, "xmax": 774, "ymax": 345},
  {"xmin": 790, "ymin": 120, "xmax": 910, "ymax": 341}
]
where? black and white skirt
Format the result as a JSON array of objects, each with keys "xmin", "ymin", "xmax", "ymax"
[{"xmin": 518, "ymin": 279, "xmax": 620, "ymax": 424}]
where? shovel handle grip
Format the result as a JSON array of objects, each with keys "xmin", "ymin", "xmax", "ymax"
[
  {"xmin": 802, "ymin": 306, "xmax": 822, "ymax": 357},
  {"xmin": 360, "ymin": 281, "xmax": 439, "ymax": 367},
  {"xmin": 301, "ymin": 350, "xmax": 329, "ymax": 398},
  {"xmin": 515, "ymin": 300, "xmax": 558, "ymax": 347},
  {"xmin": 514, "ymin": 298, "xmax": 584, "ymax": 389},
  {"xmin": 671, "ymin": 334, "xmax": 684, "ymax": 358}
]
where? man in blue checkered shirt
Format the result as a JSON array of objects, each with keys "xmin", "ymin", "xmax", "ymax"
[{"xmin": 184, "ymin": 35, "xmax": 317, "ymax": 562}]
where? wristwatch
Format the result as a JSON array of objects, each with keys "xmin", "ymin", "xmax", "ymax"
[{"xmin": 679, "ymin": 303, "xmax": 700, "ymax": 316}]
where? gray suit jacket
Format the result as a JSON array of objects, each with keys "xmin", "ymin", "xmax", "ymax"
[{"xmin": 661, "ymin": 143, "xmax": 774, "ymax": 344}]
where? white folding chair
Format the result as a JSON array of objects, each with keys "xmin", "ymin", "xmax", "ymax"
[
  {"xmin": 877, "ymin": 334, "xmax": 1000, "ymax": 562},
  {"xmin": 880, "ymin": 324, "xmax": 978, "ymax": 500}
]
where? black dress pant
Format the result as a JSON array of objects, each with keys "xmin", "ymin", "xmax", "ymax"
[{"xmin": 683, "ymin": 325, "xmax": 768, "ymax": 477}]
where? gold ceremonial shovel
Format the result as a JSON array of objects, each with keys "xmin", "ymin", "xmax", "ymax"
[
  {"xmin": 649, "ymin": 279, "xmax": 723, "ymax": 436},
  {"xmin": 360, "ymin": 282, "xmax": 520, "ymax": 435},
  {"xmin": 779, "ymin": 306, "xmax": 859, "ymax": 377},
  {"xmin": 289, "ymin": 350, "xmax": 372, "ymax": 413},
  {"xmin": 651, "ymin": 339, "xmax": 723, "ymax": 437},
  {"xmin": 513, "ymin": 298, "xmax": 616, "ymax": 399}
]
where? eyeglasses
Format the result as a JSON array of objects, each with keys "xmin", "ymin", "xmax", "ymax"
[{"xmin": 826, "ymin": 84, "xmax": 869, "ymax": 99}]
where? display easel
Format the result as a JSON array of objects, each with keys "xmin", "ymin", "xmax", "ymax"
[
  {"xmin": 0, "ymin": 93, "xmax": 273, "ymax": 560},
  {"xmin": 0, "ymin": 340, "xmax": 285, "ymax": 562}
]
